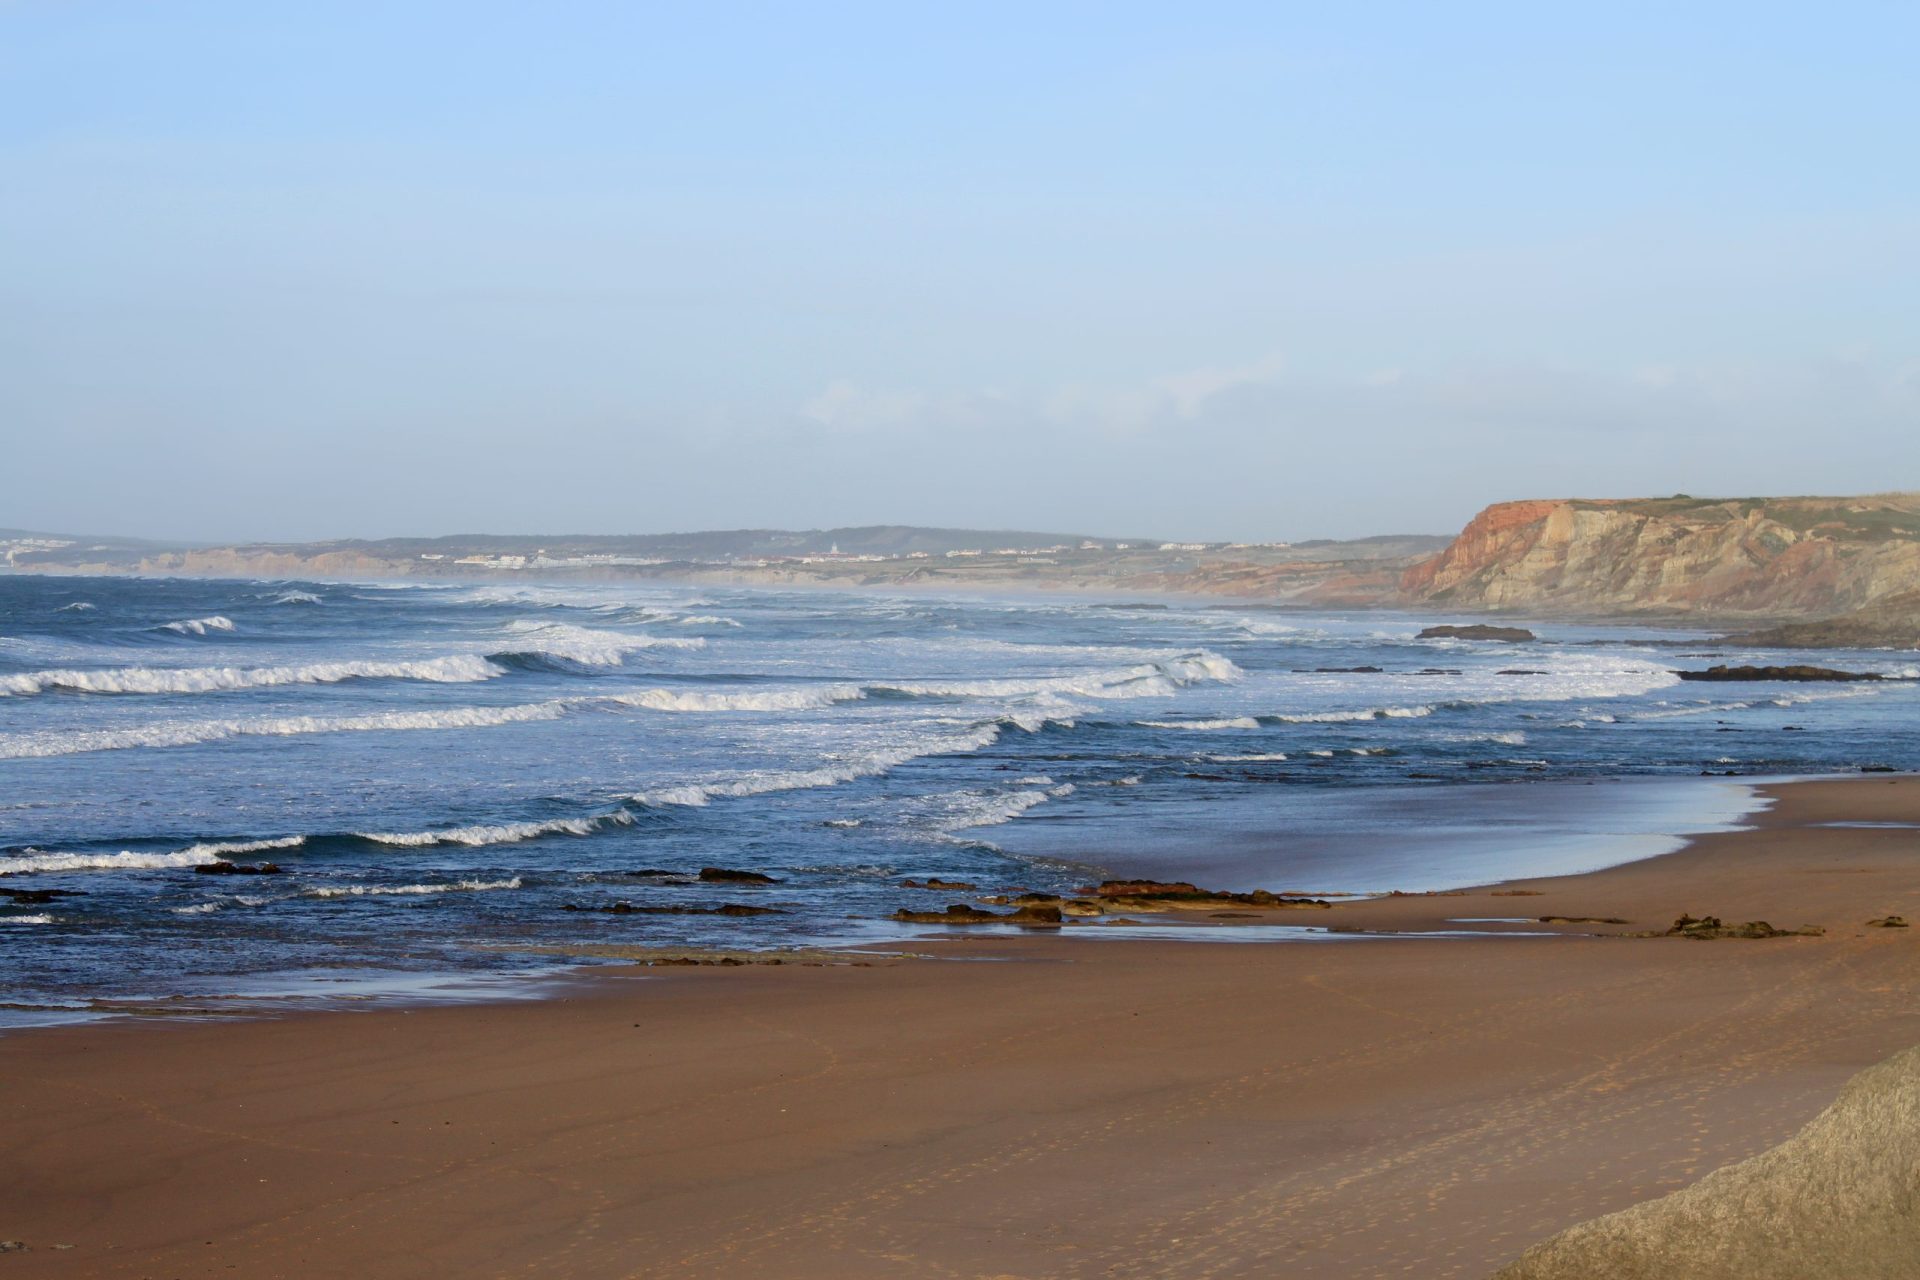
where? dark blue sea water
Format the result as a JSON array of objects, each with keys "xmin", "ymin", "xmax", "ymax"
[{"xmin": 2, "ymin": 574, "xmax": 1915, "ymax": 1019}]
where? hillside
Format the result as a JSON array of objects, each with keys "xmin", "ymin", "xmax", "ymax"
[
  {"xmin": 2, "ymin": 525, "xmax": 1450, "ymax": 602},
  {"xmin": 1402, "ymin": 494, "xmax": 1920, "ymax": 622}
]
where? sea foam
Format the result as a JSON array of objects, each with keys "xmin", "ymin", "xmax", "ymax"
[{"xmin": 0, "ymin": 653, "xmax": 504, "ymax": 697}]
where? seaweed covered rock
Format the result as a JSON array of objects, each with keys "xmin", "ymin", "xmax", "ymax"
[{"xmin": 1656, "ymin": 914, "xmax": 1823, "ymax": 940}]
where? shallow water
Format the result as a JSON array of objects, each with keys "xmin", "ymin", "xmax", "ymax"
[{"xmin": 2, "ymin": 574, "xmax": 1914, "ymax": 1012}]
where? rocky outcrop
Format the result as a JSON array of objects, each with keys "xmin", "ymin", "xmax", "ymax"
[
  {"xmin": 1405, "ymin": 494, "xmax": 1920, "ymax": 619},
  {"xmin": 1676, "ymin": 665, "xmax": 1884, "ymax": 683},
  {"xmin": 1416, "ymin": 624, "xmax": 1536, "ymax": 642},
  {"xmin": 1724, "ymin": 589, "xmax": 1920, "ymax": 650}
]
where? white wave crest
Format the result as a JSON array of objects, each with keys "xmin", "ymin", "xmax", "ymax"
[
  {"xmin": 1139, "ymin": 716, "xmax": 1261, "ymax": 731},
  {"xmin": 184, "ymin": 835, "xmax": 307, "ymax": 857},
  {"xmin": 57, "ymin": 602, "xmax": 95, "ymax": 612},
  {"xmin": 309, "ymin": 877, "xmax": 524, "ymax": 897},
  {"xmin": 271, "ymin": 590, "xmax": 322, "ymax": 604},
  {"xmin": 357, "ymin": 811, "xmax": 634, "ymax": 848},
  {"xmin": 0, "ymin": 913, "xmax": 54, "ymax": 925},
  {"xmin": 676, "ymin": 615, "xmax": 741, "ymax": 627},
  {"xmin": 1, "ymin": 833, "xmax": 304, "ymax": 877},
  {"xmin": 1274, "ymin": 705, "xmax": 1434, "ymax": 723},
  {"xmin": 0, "ymin": 700, "xmax": 569, "ymax": 759},
  {"xmin": 496, "ymin": 621, "xmax": 704, "ymax": 665},
  {"xmin": 1207, "ymin": 753, "xmax": 1289, "ymax": 762},
  {"xmin": 2, "ymin": 848, "xmax": 216, "ymax": 876},
  {"xmin": 872, "ymin": 651, "xmax": 1241, "ymax": 704},
  {"xmin": 0, "ymin": 653, "xmax": 504, "ymax": 697},
  {"xmin": 159, "ymin": 615, "xmax": 236, "ymax": 636},
  {"xmin": 610, "ymin": 685, "xmax": 864, "ymax": 713}
]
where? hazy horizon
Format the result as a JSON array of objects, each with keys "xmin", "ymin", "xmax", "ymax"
[{"xmin": 6, "ymin": 4, "xmax": 1916, "ymax": 544}]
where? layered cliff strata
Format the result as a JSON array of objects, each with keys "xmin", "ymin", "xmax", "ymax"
[{"xmin": 1403, "ymin": 494, "xmax": 1920, "ymax": 620}]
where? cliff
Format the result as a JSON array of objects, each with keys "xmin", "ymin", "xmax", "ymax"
[{"xmin": 1403, "ymin": 494, "xmax": 1920, "ymax": 621}]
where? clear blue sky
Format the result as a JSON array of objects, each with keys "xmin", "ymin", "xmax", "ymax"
[{"xmin": 4, "ymin": 2, "xmax": 1915, "ymax": 542}]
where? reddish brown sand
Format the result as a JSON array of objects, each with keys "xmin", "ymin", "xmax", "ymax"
[{"xmin": 4, "ymin": 777, "xmax": 1919, "ymax": 1279}]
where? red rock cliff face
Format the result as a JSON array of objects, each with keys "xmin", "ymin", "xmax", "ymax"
[{"xmin": 1403, "ymin": 495, "xmax": 1920, "ymax": 618}]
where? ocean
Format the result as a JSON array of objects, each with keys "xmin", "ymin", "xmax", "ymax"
[{"xmin": 2, "ymin": 574, "xmax": 1915, "ymax": 1023}]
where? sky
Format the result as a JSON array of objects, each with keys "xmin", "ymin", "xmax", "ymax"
[{"xmin": 3, "ymin": 2, "xmax": 1916, "ymax": 543}]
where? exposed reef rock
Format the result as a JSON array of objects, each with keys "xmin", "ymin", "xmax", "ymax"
[
  {"xmin": 1082, "ymin": 881, "xmax": 1332, "ymax": 911},
  {"xmin": 890, "ymin": 903, "xmax": 1064, "ymax": 926},
  {"xmin": 1405, "ymin": 493, "xmax": 1920, "ymax": 618},
  {"xmin": 0, "ymin": 887, "xmax": 82, "ymax": 904},
  {"xmin": 1676, "ymin": 664, "xmax": 1885, "ymax": 683},
  {"xmin": 193, "ymin": 861, "xmax": 283, "ymax": 876},
  {"xmin": 698, "ymin": 867, "xmax": 780, "ymax": 884},
  {"xmin": 900, "ymin": 878, "xmax": 978, "ymax": 891},
  {"xmin": 1867, "ymin": 916, "xmax": 1910, "ymax": 929},
  {"xmin": 564, "ymin": 901, "xmax": 779, "ymax": 916},
  {"xmin": 1643, "ymin": 913, "xmax": 1824, "ymax": 940},
  {"xmin": 1416, "ymin": 624, "xmax": 1536, "ymax": 642}
]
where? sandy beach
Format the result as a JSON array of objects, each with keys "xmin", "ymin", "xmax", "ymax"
[{"xmin": 4, "ymin": 775, "xmax": 1918, "ymax": 1278}]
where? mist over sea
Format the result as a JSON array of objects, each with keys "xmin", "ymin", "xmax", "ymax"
[{"xmin": 3, "ymin": 574, "xmax": 1916, "ymax": 1020}]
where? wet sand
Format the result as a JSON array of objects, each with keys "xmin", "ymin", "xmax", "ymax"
[{"xmin": 3, "ymin": 776, "xmax": 1918, "ymax": 1278}]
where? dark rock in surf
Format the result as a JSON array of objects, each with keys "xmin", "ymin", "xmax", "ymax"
[
  {"xmin": 0, "ymin": 887, "xmax": 81, "ymax": 904},
  {"xmin": 699, "ymin": 867, "xmax": 780, "ymax": 884},
  {"xmin": 1675, "ymin": 664, "xmax": 1882, "ymax": 683},
  {"xmin": 194, "ymin": 861, "xmax": 283, "ymax": 876},
  {"xmin": 1417, "ymin": 624, "xmax": 1536, "ymax": 642}
]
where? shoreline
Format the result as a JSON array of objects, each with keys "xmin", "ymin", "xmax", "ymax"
[
  {"xmin": 2, "ymin": 771, "xmax": 1774, "ymax": 1030},
  {"xmin": 4, "ymin": 775, "xmax": 1919, "ymax": 1276}
]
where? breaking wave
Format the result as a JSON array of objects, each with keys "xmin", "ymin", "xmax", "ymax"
[
  {"xmin": 610, "ymin": 685, "xmax": 864, "ymax": 713},
  {"xmin": 356, "ymin": 811, "xmax": 635, "ymax": 848},
  {"xmin": 0, "ymin": 835, "xmax": 305, "ymax": 877},
  {"xmin": 158, "ymin": 615, "xmax": 236, "ymax": 636},
  {"xmin": 0, "ymin": 702, "xmax": 570, "ymax": 759},
  {"xmin": 870, "ymin": 651, "xmax": 1241, "ymax": 703},
  {"xmin": 0, "ymin": 653, "xmax": 504, "ymax": 697},
  {"xmin": 1139, "ymin": 716, "xmax": 1262, "ymax": 731},
  {"xmin": 491, "ymin": 621, "xmax": 705, "ymax": 666},
  {"xmin": 308, "ymin": 877, "xmax": 524, "ymax": 897},
  {"xmin": 1273, "ymin": 705, "xmax": 1435, "ymax": 723}
]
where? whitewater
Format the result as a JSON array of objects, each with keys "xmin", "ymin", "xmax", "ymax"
[{"xmin": 1, "ymin": 573, "xmax": 1915, "ymax": 1015}]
